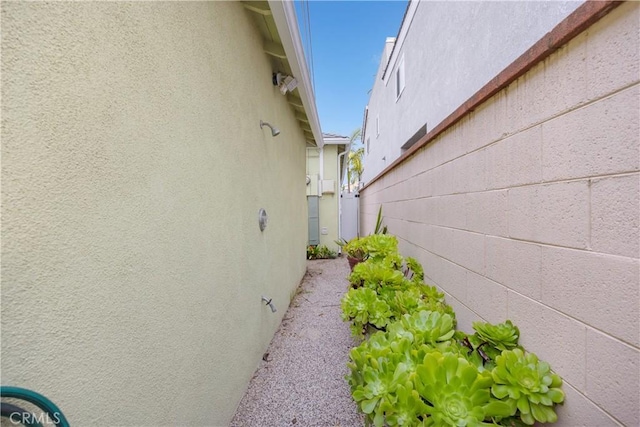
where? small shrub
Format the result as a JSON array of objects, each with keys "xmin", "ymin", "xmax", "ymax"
[{"xmin": 307, "ymin": 245, "xmax": 337, "ymax": 260}]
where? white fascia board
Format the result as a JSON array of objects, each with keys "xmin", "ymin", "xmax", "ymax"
[
  {"xmin": 323, "ymin": 137, "xmax": 350, "ymax": 145},
  {"xmin": 269, "ymin": 0, "xmax": 324, "ymax": 148}
]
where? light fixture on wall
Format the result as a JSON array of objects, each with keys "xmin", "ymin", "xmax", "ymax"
[
  {"xmin": 260, "ymin": 120, "xmax": 280, "ymax": 137},
  {"xmin": 272, "ymin": 72, "xmax": 298, "ymax": 95}
]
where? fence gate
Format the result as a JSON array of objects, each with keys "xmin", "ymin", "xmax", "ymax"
[{"xmin": 340, "ymin": 191, "xmax": 359, "ymax": 243}]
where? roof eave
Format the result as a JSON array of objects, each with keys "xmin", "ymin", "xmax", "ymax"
[{"xmin": 269, "ymin": 0, "xmax": 324, "ymax": 148}]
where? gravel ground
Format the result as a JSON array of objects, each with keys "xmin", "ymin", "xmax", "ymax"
[{"xmin": 230, "ymin": 257, "xmax": 365, "ymax": 427}]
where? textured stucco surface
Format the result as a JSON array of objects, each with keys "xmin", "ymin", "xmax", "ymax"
[
  {"xmin": 362, "ymin": 1, "xmax": 581, "ymax": 183},
  {"xmin": 1, "ymin": 2, "xmax": 308, "ymax": 425},
  {"xmin": 359, "ymin": 3, "xmax": 639, "ymax": 426},
  {"xmin": 306, "ymin": 145, "xmax": 342, "ymax": 252},
  {"xmin": 319, "ymin": 144, "xmax": 341, "ymax": 251}
]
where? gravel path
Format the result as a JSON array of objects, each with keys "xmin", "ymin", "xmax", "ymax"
[{"xmin": 230, "ymin": 258, "xmax": 364, "ymax": 427}]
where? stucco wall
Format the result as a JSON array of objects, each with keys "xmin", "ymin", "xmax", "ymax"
[
  {"xmin": 359, "ymin": 3, "xmax": 639, "ymax": 426},
  {"xmin": 362, "ymin": 1, "xmax": 581, "ymax": 183},
  {"xmin": 319, "ymin": 144, "xmax": 340, "ymax": 251},
  {"xmin": 1, "ymin": 2, "xmax": 308, "ymax": 425},
  {"xmin": 306, "ymin": 145, "xmax": 342, "ymax": 251}
]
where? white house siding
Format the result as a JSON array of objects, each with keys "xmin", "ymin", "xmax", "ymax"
[
  {"xmin": 363, "ymin": 0, "xmax": 581, "ymax": 184},
  {"xmin": 1, "ymin": 2, "xmax": 309, "ymax": 425},
  {"xmin": 360, "ymin": 3, "xmax": 639, "ymax": 426}
]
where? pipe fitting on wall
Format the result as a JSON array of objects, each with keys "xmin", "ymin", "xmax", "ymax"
[{"xmin": 261, "ymin": 296, "xmax": 277, "ymax": 313}]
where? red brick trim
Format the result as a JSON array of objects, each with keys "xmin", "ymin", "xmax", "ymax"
[{"xmin": 362, "ymin": 0, "xmax": 623, "ymax": 190}]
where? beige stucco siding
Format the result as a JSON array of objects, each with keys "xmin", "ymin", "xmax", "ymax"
[
  {"xmin": 1, "ymin": 2, "xmax": 307, "ymax": 425},
  {"xmin": 319, "ymin": 144, "xmax": 340, "ymax": 251},
  {"xmin": 360, "ymin": 3, "xmax": 639, "ymax": 426},
  {"xmin": 306, "ymin": 144, "xmax": 342, "ymax": 251}
]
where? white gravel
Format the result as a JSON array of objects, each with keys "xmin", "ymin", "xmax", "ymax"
[{"xmin": 230, "ymin": 258, "xmax": 365, "ymax": 427}]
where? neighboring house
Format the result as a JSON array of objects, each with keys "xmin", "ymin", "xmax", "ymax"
[
  {"xmin": 1, "ymin": 1, "xmax": 321, "ymax": 425},
  {"xmin": 306, "ymin": 133, "xmax": 350, "ymax": 252},
  {"xmin": 359, "ymin": 2, "xmax": 639, "ymax": 426},
  {"xmin": 362, "ymin": 0, "xmax": 582, "ymax": 183}
]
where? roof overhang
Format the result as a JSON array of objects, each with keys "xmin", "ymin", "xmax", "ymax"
[{"xmin": 266, "ymin": 1, "xmax": 324, "ymax": 148}]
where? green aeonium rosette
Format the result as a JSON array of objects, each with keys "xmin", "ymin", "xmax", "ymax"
[
  {"xmin": 415, "ymin": 351, "xmax": 513, "ymax": 426},
  {"xmin": 473, "ymin": 320, "xmax": 520, "ymax": 351},
  {"xmin": 491, "ymin": 348, "xmax": 565, "ymax": 425}
]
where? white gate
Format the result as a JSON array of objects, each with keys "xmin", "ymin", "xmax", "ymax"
[{"xmin": 340, "ymin": 191, "xmax": 359, "ymax": 243}]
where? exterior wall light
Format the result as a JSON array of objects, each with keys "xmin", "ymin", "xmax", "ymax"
[{"xmin": 272, "ymin": 72, "xmax": 298, "ymax": 94}]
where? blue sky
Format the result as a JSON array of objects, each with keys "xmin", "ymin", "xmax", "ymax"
[{"xmin": 295, "ymin": 1, "xmax": 408, "ymax": 141}]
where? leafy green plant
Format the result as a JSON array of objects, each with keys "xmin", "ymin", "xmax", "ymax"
[
  {"xmin": 341, "ymin": 288, "xmax": 392, "ymax": 336},
  {"xmin": 396, "ymin": 310, "xmax": 455, "ymax": 346},
  {"xmin": 474, "ymin": 320, "xmax": 520, "ymax": 352},
  {"xmin": 341, "ymin": 231, "xmax": 565, "ymax": 426},
  {"xmin": 491, "ymin": 349, "xmax": 565, "ymax": 425},
  {"xmin": 364, "ymin": 234, "xmax": 398, "ymax": 262},
  {"xmin": 404, "ymin": 257, "xmax": 424, "ymax": 283},
  {"xmin": 415, "ymin": 352, "xmax": 513, "ymax": 426},
  {"xmin": 373, "ymin": 205, "xmax": 388, "ymax": 235},
  {"xmin": 306, "ymin": 245, "xmax": 337, "ymax": 260},
  {"xmin": 352, "ymin": 360, "xmax": 410, "ymax": 425},
  {"xmin": 463, "ymin": 320, "xmax": 521, "ymax": 364},
  {"xmin": 336, "ymin": 205, "xmax": 387, "ymax": 258},
  {"xmin": 378, "ymin": 384, "xmax": 428, "ymax": 426},
  {"xmin": 349, "ymin": 261, "xmax": 406, "ymax": 290},
  {"xmin": 343, "ymin": 237, "xmax": 368, "ymax": 261}
]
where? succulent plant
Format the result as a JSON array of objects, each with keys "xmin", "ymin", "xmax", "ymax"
[
  {"xmin": 364, "ymin": 234, "xmax": 399, "ymax": 261},
  {"xmin": 342, "ymin": 232, "xmax": 566, "ymax": 426},
  {"xmin": 378, "ymin": 383, "xmax": 428, "ymax": 426},
  {"xmin": 404, "ymin": 257, "xmax": 424, "ymax": 282},
  {"xmin": 399, "ymin": 310, "xmax": 455, "ymax": 346},
  {"xmin": 414, "ymin": 352, "xmax": 513, "ymax": 426},
  {"xmin": 341, "ymin": 287, "xmax": 392, "ymax": 336},
  {"xmin": 352, "ymin": 360, "xmax": 410, "ymax": 425},
  {"xmin": 420, "ymin": 284, "xmax": 445, "ymax": 301},
  {"xmin": 491, "ymin": 348, "xmax": 564, "ymax": 425},
  {"xmin": 388, "ymin": 288, "xmax": 427, "ymax": 317},
  {"xmin": 347, "ymin": 332, "xmax": 393, "ymax": 392},
  {"xmin": 473, "ymin": 320, "xmax": 520, "ymax": 352},
  {"xmin": 349, "ymin": 261, "xmax": 407, "ymax": 290},
  {"xmin": 343, "ymin": 236, "xmax": 368, "ymax": 260}
]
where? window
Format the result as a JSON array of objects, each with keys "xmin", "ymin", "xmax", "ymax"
[
  {"xmin": 376, "ymin": 115, "xmax": 380, "ymax": 137},
  {"xmin": 366, "ymin": 137, "xmax": 370, "ymax": 154},
  {"xmin": 396, "ymin": 55, "xmax": 405, "ymax": 100}
]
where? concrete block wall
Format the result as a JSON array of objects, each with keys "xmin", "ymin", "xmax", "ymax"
[{"xmin": 359, "ymin": 3, "xmax": 639, "ymax": 425}]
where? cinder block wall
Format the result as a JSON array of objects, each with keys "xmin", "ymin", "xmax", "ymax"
[{"xmin": 359, "ymin": 3, "xmax": 639, "ymax": 426}]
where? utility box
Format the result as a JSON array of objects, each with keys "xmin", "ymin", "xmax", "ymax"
[{"xmin": 321, "ymin": 179, "xmax": 335, "ymax": 194}]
